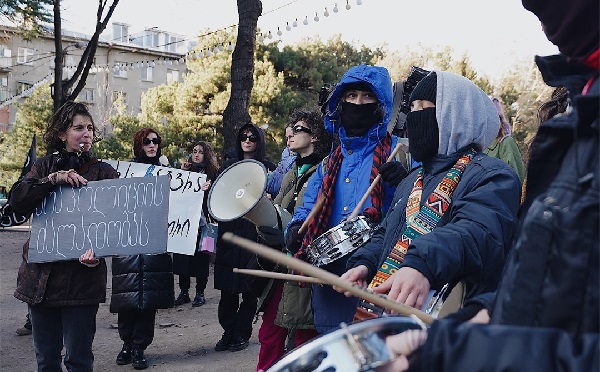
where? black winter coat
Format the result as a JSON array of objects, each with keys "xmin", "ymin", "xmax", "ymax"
[
  {"xmin": 213, "ymin": 124, "xmax": 276, "ymax": 293},
  {"xmin": 110, "ymin": 253, "xmax": 174, "ymax": 312}
]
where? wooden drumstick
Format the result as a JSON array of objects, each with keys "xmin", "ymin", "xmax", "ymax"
[
  {"xmin": 223, "ymin": 232, "xmax": 434, "ymax": 325},
  {"xmin": 298, "ymin": 194, "xmax": 324, "ymax": 235},
  {"xmin": 233, "ymin": 268, "xmax": 328, "ymax": 284},
  {"xmin": 349, "ymin": 141, "xmax": 408, "ymax": 219}
]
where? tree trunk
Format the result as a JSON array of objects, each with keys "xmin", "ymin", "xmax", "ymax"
[{"xmin": 222, "ymin": 0, "xmax": 262, "ymax": 154}]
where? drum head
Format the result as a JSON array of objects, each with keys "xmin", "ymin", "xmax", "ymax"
[{"xmin": 268, "ymin": 316, "xmax": 422, "ymax": 372}]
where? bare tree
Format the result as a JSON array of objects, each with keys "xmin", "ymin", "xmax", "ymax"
[
  {"xmin": 221, "ymin": 0, "xmax": 261, "ymax": 153},
  {"xmin": 52, "ymin": 0, "xmax": 119, "ymax": 113}
]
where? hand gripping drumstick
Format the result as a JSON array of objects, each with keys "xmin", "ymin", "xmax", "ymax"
[
  {"xmin": 299, "ymin": 141, "xmax": 408, "ymax": 235},
  {"xmin": 224, "ymin": 232, "xmax": 434, "ymax": 325},
  {"xmin": 348, "ymin": 141, "xmax": 408, "ymax": 219}
]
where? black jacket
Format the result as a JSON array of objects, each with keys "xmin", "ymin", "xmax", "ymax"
[{"xmin": 213, "ymin": 124, "xmax": 276, "ymax": 293}]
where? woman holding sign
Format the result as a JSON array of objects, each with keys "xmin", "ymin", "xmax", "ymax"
[
  {"xmin": 172, "ymin": 141, "xmax": 219, "ymax": 307},
  {"xmin": 110, "ymin": 127, "xmax": 174, "ymax": 370},
  {"xmin": 9, "ymin": 101, "xmax": 118, "ymax": 372}
]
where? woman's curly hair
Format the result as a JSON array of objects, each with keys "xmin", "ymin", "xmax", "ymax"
[
  {"xmin": 288, "ymin": 107, "xmax": 333, "ymax": 158},
  {"xmin": 44, "ymin": 101, "xmax": 96, "ymax": 152},
  {"xmin": 133, "ymin": 127, "xmax": 162, "ymax": 158}
]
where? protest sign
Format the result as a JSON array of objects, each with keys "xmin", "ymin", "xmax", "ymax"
[
  {"xmin": 28, "ymin": 176, "xmax": 170, "ymax": 263},
  {"xmin": 104, "ymin": 160, "xmax": 206, "ymax": 255}
]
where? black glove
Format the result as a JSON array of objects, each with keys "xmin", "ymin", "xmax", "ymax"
[
  {"xmin": 284, "ymin": 221, "xmax": 304, "ymax": 254},
  {"xmin": 377, "ymin": 161, "xmax": 408, "ymax": 186},
  {"xmin": 256, "ymin": 226, "xmax": 284, "ymax": 248}
]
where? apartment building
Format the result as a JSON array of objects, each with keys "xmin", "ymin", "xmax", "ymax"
[{"xmin": 0, "ymin": 22, "xmax": 189, "ymax": 132}]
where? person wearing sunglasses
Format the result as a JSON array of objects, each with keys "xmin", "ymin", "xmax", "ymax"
[
  {"xmin": 256, "ymin": 108, "xmax": 333, "ymax": 371},
  {"xmin": 110, "ymin": 127, "xmax": 174, "ymax": 370},
  {"xmin": 213, "ymin": 123, "xmax": 276, "ymax": 353},
  {"xmin": 283, "ymin": 65, "xmax": 408, "ymax": 335}
]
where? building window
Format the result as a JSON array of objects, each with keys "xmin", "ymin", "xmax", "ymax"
[
  {"xmin": 78, "ymin": 88, "xmax": 95, "ymax": 103},
  {"xmin": 167, "ymin": 69, "xmax": 179, "ymax": 83},
  {"xmin": 17, "ymin": 47, "xmax": 34, "ymax": 65},
  {"xmin": 141, "ymin": 66, "xmax": 153, "ymax": 82},
  {"xmin": 114, "ymin": 62, "xmax": 128, "ymax": 78},
  {"xmin": 17, "ymin": 81, "xmax": 33, "ymax": 94},
  {"xmin": 113, "ymin": 23, "xmax": 129, "ymax": 43},
  {"xmin": 112, "ymin": 91, "xmax": 127, "ymax": 105}
]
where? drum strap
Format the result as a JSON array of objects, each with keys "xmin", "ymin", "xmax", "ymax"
[{"xmin": 368, "ymin": 148, "xmax": 476, "ymax": 288}]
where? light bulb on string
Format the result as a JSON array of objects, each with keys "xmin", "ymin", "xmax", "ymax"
[
  {"xmin": 314, "ymin": 12, "xmax": 320, "ymax": 22},
  {"xmin": 167, "ymin": 59, "xmax": 173, "ymax": 65},
  {"xmin": 213, "ymin": 46, "xmax": 219, "ymax": 54},
  {"xmin": 324, "ymin": 7, "xmax": 330, "ymax": 17},
  {"xmin": 293, "ymin": 18, "xmax": 298, "ymax": 27},
  {"xmin": 277, "ymin": 27, "xmax": 282, "ymax": 36},
  {"xmin": 303, "ymin": 16, "xmax": 308, "ymax": 25},
  {"xmin": 128, "ymin": 64, "xmax": 134, "ymax": 70},
  {"xmin": 218, "ymin": 44, "xmax": 224, "ymax": 51},
  {"xmin": 333, "ymin": 3, "xmax": 339, "ymax": 12},
  {"xmin": 150, "ymin": 61, "xmax": 156, "ymax": 68},
  {"xmin": 199, "ymin": 49, "xmax": 205, "ymax": 58},
  {"xmin": 227, "ymin": 42, "xmax": 234, "ymax": 51},
  {"xmin": 206, "ymin": 49, "xmax": 212, "ymax": 57},
  {"xmin": 346, "ymin": 0, "xmax": 351, "ymax": 10},
  {"xmin": 267, "ymin": 30, "xmax": 273, "ymax": 39},
  {"xmin": 286, "ymin": 22, "xmax": 291, "ymax": 31},
  {"xmin": 173, "ymin": 59, "xmax": 179, "ymax": 65},
  {"xmin": 178, "ymin": 57, "xmax": 185, "ymax": 63},
  {"xmin": 258, "ymin": 33, "xmax": 264, "ymax": 42}
]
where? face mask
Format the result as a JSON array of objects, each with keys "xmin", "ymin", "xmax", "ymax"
[
  {"xmin": 340, "ymin": 102, "xmax": 381, "ymax": 137},
  {"xmin": 406, "ymin": 107, "xmax": 439, "ymax": 162}
]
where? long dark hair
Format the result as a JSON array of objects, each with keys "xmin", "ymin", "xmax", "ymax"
[
  {"xmin": 44, "ymin": 101, "xmax": 96, "ymax": 152},
  {"xmin": 189, "ymin": 141, "xmax": 219, "ymax": 181},
  {"xmin": 132, "ymin": 127, "xmax": 162, "ymax": 158}
]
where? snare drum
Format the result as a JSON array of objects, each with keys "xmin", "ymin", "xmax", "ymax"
[
  {"xmin": 306, "ymin": 216, "xmax": 374, "ymax": 267},
  {"xmin": 267, "ymin": 316, "xmax": 422, "ymax": 372}
]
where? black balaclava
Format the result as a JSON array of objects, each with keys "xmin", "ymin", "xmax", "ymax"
[
  {"xmin": 339, "ymin": 82, "xmax": 382, "ymax": 137},
  {"xmin": 406, "ymin": 72, "xmax": 439, "ymax": 162}
]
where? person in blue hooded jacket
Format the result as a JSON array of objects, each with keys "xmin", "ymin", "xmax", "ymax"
[
  {"xmin": 285, "ymin": 65, "xmax": 408, "ymax": 334},
  {"xmin": 337, "ymin": 71, "xmax": 521, "ymax": 315}
]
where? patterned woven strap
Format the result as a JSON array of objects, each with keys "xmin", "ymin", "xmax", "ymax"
[{"xmin": 368, "ymin": 148, "xmax": 476, "ymax": 288}]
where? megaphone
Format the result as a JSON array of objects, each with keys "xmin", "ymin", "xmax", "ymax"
[{"xmin": 208, "ymin": 159, "xmax": 292, "ymax": 229}]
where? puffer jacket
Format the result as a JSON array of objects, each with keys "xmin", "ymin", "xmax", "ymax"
[
  {"xmin": 11, "ymin": 153, "xmax": 118, "ymax": 306},
  {"xmin": 110, "ymin": 253, "xmax": 174, "ymax": 312}
]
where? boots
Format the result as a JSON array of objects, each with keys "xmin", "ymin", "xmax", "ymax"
[
  {"xmin": 174, "ymin": 291, "xmax": 191, "ymax": 306},
  {"xmin": 191, "ymin": 293, "xmax": 206, "ymax": 307},
  {"xmin": 215, "ymin": 330, "xmax": 233, "ymax": 352},
  {"xmin": 115, "ymin": 343, "xmax": 132, "ymax": 365},
  {"xmin": 131, "ymin": 348, "xmax": 148, "ymax": 370}
]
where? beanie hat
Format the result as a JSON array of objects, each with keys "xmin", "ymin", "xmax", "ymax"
[
  {"xmin": 342, "ymin": 82, "xmax": 374, "ymax": 95},
  {"xmin": 409, "ymin": 72, "xmax": 437, "ymax": 104}
]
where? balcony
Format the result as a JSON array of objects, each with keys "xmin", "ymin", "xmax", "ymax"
[{"xmin": 0, "ymin": 57, "xmax": 11, "ymax": 71}]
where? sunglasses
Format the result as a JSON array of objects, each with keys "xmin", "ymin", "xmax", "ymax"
[
  {"xmin": 239, "ymin": 134, "xmax": 259, "ymax": 143},
  {"xmin": 143, "ymin": 137, "xmax": 161, "ymax": 145},
  {"xmin": 292, "ymin": 124, "xmax": 312, "ymax": 135}
]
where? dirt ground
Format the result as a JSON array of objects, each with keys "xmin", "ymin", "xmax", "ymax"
[{"xmin": 0, "ymin": 228, "xmax": 262, "ymax": 372}]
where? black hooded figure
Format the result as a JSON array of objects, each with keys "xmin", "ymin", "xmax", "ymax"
[{"xmin": 213, "ymin": 123, "xmax": 276, "ymax": 352}]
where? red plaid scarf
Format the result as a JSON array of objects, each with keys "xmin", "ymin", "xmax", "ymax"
[{"xmin": 297, "ymin": 133, "xmax": 392, "ymax": 260}]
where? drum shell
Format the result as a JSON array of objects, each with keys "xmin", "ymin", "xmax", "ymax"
[{"xmin": 268, "ymin": 316, "xmax": 422, "ymax": 372}]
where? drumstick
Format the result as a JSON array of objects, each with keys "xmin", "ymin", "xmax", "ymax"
[
  {"xmin": 349, "ymin": 141, "xmax": 408, "ymax": 219},
  {"xmin": 298, "ymin": 194, "xmax": 324, "ymax": 235},
  {"xmin": 233, "ymin": 268, "xmax": 328, "ymax": 284},
  {"xmin": 223, "ymin": 232, "xmax": 434, "ymax": 325}
]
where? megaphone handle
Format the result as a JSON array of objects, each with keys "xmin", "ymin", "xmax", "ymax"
[{"xmin": 349, "ymin": 141, "xmax": 407, "ymax": 219}]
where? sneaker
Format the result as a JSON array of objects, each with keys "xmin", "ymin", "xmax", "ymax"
[
  {"xmin": 215, "ymin": 330, "xmax": 233, "ymax": 352},
  {"xmin": 191, "ymin": 293, "xmax": 206, "ymax": 307},
  {"xmin": 131, "ymin": 349, "xmax": 148, "ymax": 370},
  {"xmin": 115, "ymin": 343, "xmax": 132, "ymax": 365},
  {"xmin": 173, "ymin": 292, "xmax": 191, "ymax": 306},
  {"xmin": 15, "ymin": 326, "xmax": 32, "ymax": 336},
  {"xmin": 228, "ymin": 336, "xmax": 249, "ymax": 352}
]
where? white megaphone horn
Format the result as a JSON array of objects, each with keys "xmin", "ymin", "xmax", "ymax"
[{"xmin": 208, "ymin": 159, "xmax": 292, "ymax": 229}]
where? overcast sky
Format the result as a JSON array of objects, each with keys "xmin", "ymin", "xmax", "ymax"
[{"xmin": 59, "ymin": 0, "xmax": 559, "ymax": 79}]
